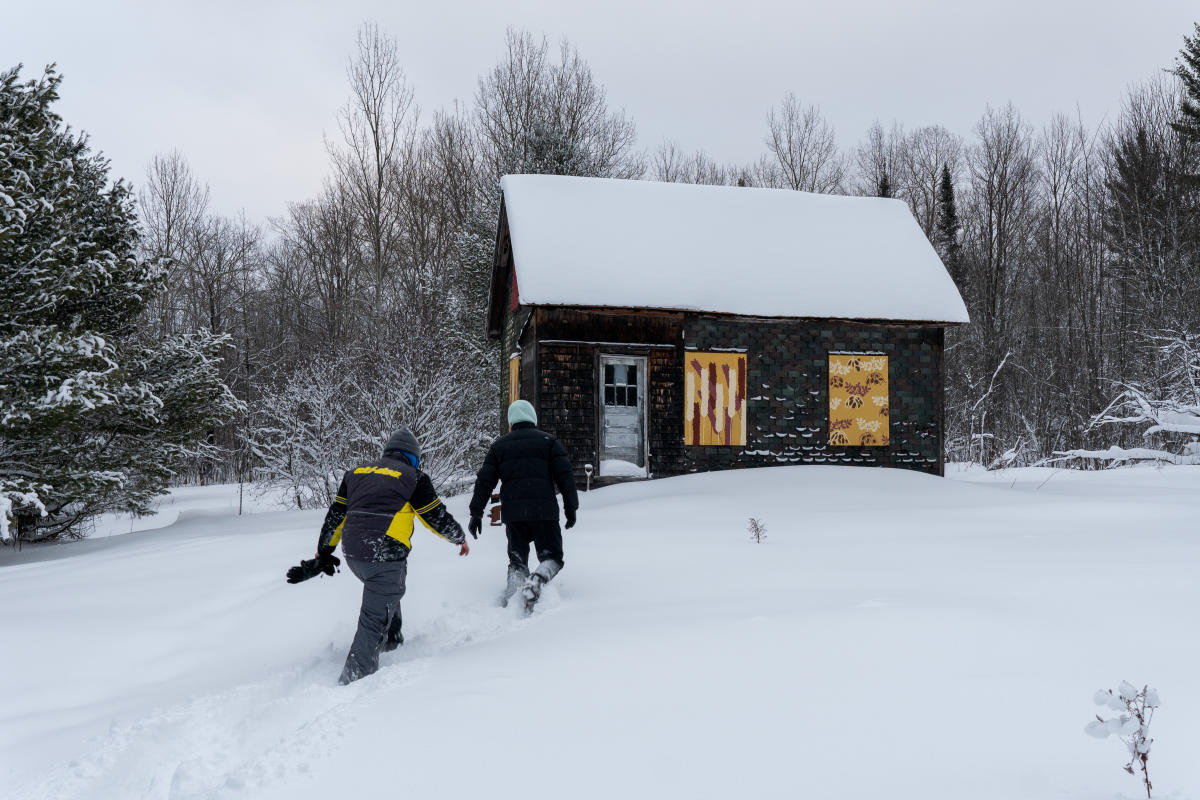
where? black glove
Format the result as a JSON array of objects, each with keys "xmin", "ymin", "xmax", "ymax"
[
  {"xmin": 468, "ymin": 516, "xmax": 482, "ymax": 539},
  {"xmin": 286, "ymin": 554, "xmax": 340, "ymax": 584},
  {"xmin": 564, "ymin": 508, "xmax": 577, "ymax": 530},
  {"xmin": 318, "ymin": 552, "xmax": 340, "ymax": 576},
  {"xmin": 286, "ymin": 558, "xmax": 321, "ymax": 584}
]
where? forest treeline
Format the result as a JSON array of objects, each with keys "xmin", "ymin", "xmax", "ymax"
[
  {"xmin": 5, "ymin": 22, "xmax": 1200, "ymax": 540},
  {"xmin": 145, "ymin": 24, "xmax": 1196, "ymax": 480}
]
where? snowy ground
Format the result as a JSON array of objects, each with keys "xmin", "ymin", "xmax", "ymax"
[
  {"xmin": 85, "ymin": 484, "xmax": 292, "ymax": 539},
  {"xmin": 2, "ymin": 464, "xmax": 1198, "ymax": 800}
]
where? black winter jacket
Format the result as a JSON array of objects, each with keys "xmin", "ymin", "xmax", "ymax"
[
  {"xmin": 469, "ymin": 423, "xmax": 578, "ymax": 523},
  {"xmin": 317, "ymin": 455, "xmax": 465, "ymax": 562}
]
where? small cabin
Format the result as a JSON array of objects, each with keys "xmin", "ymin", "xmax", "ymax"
[{"xmin": 486, "ymin": 174, "xmax": 969, "ymax": 485}]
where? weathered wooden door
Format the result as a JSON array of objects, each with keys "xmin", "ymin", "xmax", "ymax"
[{"xmin": 599, "ymin": 355, "xmax": 647, "ymax": 473}]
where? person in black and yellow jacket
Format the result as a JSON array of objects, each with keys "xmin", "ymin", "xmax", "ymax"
[{"xmin": 286, "ymin": 428, "xmax": 470, "ymax": 685}]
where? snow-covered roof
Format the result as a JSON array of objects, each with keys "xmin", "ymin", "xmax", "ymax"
[{"xmin": 498, "ymin": 175, "xmax": 969, "ymax": 324}]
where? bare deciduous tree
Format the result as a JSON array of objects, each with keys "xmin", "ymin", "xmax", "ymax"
[
  {"xmin": 329, "ymin": 21, "xmax": 419, "ymax": 317},
  {"xmin": 852, "ymin": 120, "xmax": 905, "ymax": 197},
  {"xmin": 139, "ymin": 151, "xmax": 210, "ymax": 337},
  {"xmin": 899, "ymin": 125, "xmax": 963, "ymax": 235},
  {"xmin": 762, "ymin": 92, "xmax": 845, "ymax": 193},
  {"xmin": 651, "ymin": 139, "xmax": 731, "ymax": 185},
  {"xmin": 475, "ymin": 28, "xmax": 644, "ymax": 181}
]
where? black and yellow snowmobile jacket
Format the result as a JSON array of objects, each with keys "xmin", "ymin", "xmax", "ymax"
[{"xmin": 317, "ymin": 456, "xmax": 465, "ymax": 562}]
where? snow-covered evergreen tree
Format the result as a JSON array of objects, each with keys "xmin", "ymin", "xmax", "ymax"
[
  {"xmin": 934, "ymin": 162, "xmax": 962, "ymax": 288},
  {"xmin": 876, "ymin": 170, "xmax": 892, "ymax": 198},
  {"xmin": 0, "ymin": 65, "xmax": 241, "ymax": 541},
  {"xmin": 1173, "ymin": 22, "xmax": 1200, "ymax": 187}
]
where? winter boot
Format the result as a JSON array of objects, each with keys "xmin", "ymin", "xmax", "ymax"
[
  {"xmin": 501, "ymin": 564, "xmax": 529, "ymax": 608},
  {"xmin": 520, "ymin": 575, "xmax": 544, "ymax": 613},
  {"xmin": 521, "ymin": 559, "xmax": 562, "ymax": 614},
  {"xmin": 382, "ymin": 610, "xmax": 403, "ymax": 652}
]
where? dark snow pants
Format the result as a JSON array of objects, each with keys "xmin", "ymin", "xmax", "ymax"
[
  {"xmin": 339, "ymin": 557, "xmax": 407, "ymax": 685},
  {"xmin": 506, "ymin": 520, "xmax": 564, "ymax": 573}
]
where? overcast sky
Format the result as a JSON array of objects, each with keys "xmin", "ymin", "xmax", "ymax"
[{"xmin": 4, "ymin": 0, "xmax": 1196, "ymax": 222}]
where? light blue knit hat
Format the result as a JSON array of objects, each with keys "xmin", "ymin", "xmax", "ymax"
[{"xmin": 507, "ymin": 399, "xmax": 537, "ymax": 427}]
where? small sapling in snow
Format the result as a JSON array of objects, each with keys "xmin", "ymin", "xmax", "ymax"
[
  {"xmin": 1085, "ymin": 681, "xmax": 1160, "ymax": 798},
  {"xmin": 747, "ymin": 517, "xmax": 767, "ymax": 543}
]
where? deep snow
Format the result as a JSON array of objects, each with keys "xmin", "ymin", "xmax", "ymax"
[
  {"xmin": 501, "ymin": 174, "xmax": 970, "ymax": 323},
  {"xmin": 2, "ymin": 465, "xmax": 1198, "ymax": 800}
]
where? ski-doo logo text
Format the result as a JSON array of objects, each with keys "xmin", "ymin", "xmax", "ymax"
[{"xmin": 353, "ymin": 466, "xmax": 404, "ymax": 479}]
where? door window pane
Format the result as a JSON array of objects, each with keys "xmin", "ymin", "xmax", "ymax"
[{"xmin": 603, "ymin": 359, "xmax": 643, "ymax": 407}]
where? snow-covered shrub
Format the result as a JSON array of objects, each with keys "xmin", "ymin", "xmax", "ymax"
[
  {"xmin": 249, "ymin": 357, "xmax": 357, "ymax": 509},
  {"xmin": 339, "ymin": 352, "xmax": 491, "ymax": 494},
  {"xmin": 250, "ymin": 344, "xmax": 490, "ymax": 508},
  {"xmin": 1085, "ymin": 681, "xmax": 1160, "ymax": 797},
  {"xmin": 747, "ymin": 517, "xmax": 767, "ymax": 543},
  {"xmin": 1055, "ymin": 333, "xmax": 1200, "ymax": 468}
]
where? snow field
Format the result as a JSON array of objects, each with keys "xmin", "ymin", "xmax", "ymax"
[{"xmin": 2, "ymin": 465, "xmax": 1198, "ymax": 799}]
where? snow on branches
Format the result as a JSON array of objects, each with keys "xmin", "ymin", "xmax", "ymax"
[
  {"xmin": 1, "ymin": 65, "xmax": 240, "ymax": 541},
  {"xmin": 250, "ymin": 346, "xmax": 489, "ymax": 510},
  {"xmin": 1053, "ymin": 333, "xmax": 1200, "ymax": 467},
  {"xmin": 1086, "ymin": 682, "xmax": 1160, "ymax": 798}
]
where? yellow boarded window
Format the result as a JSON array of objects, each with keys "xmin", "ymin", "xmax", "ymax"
[
  {"xmin": 508, "ymin": 356, "xmax": 520, "ymax": 405},
  {"xmin": 829, "ymin": 354, "xmax": 889, "ymax": 446},
  {"xmin": 685, "ymin": 353, "xmax": 747, "ymax": 446}
]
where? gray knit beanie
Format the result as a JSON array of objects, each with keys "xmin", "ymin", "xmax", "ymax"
[{"xmin": 383, "ymin": 428, "xmax": 421, "ymax": 458}]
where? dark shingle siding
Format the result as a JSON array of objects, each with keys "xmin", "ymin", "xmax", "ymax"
[
  {"xmin": 507, "ymin": 306, "xmax": 946, "ymax": 481},
  {"xmin": 683, "ymin": 317, "xmax": 943, "ymax": 475}
]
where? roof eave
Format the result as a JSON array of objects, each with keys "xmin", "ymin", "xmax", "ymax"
[
  {"xmin": 516, "ymin": 301, "xmax": 968, "ymax": 327},
  {"xmin": 484, "ymin": 197, "xmax": 509, "ymax": 340}
]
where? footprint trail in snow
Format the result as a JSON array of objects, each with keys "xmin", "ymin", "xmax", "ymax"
[{"xmin": 15, "ymin": 598, "xmax": 549, "ymax": 800}]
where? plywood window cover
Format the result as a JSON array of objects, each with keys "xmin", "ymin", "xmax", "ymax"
[
  {"xmin": 508, "ymin": 356, "xmax": 520, "ymax": 405},
  {"xmin": 685, "ymin": 352, "xmax": 747, "ymax": 447},
  {"xmin": 828, "ymin": 353, "xmax": 889, "ymax": 447}
]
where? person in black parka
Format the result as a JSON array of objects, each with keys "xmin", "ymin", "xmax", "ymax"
[
  {"xmin": 286, "ymin": 428, "xmax": 469, "ymax": 685},
  {"xmin": 468, "ymin": 400, "xmax": 579, "ymax": 608}
]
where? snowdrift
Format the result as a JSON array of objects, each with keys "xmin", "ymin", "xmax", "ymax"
[{"xmin": 2, "ymin": 465, "xmax": 1198, "ymax": 800}]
